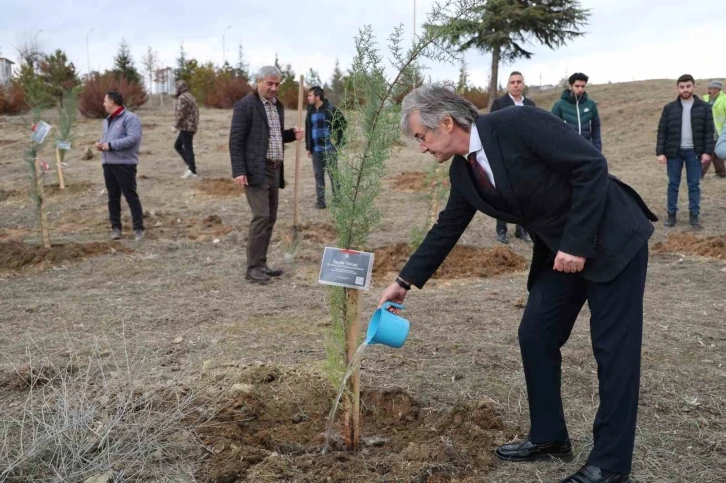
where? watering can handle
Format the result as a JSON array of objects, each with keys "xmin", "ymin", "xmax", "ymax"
[{"xmin": 382, "ymin": 301, "xmax": 405, "ymax": 312}]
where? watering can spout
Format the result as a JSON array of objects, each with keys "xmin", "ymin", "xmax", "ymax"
[{"xmin": 365, "ymin": 302, "xmax": 410, "ymax": 348}]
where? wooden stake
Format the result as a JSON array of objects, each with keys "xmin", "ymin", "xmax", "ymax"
[
  {"xmin": 55, "ymin": 148, "xmax": 65, "ymax": 190},
  {"xmin": 34, "ymin": 158, "xmax": 50, "ymax": 248},
  {"xmin": 343, "ymin": 288, "xmax": 361, "ymax": 450},
  {"xmin": 293, "ymin": 74, "xmax": 304, "ymax": 229}
]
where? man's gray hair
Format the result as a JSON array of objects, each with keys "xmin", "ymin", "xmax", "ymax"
[
  {"xmin": 256, "ymin": 65, "xmax": 282, "ymax": 81},
  {"xmin": 401, "ymin": 83, "xmax": 480, "ymax": 136}
]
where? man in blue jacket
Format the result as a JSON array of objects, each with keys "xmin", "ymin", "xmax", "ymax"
[{"xmin": 96, "ymin": 91, "xmax": 144, "ymax": 241}]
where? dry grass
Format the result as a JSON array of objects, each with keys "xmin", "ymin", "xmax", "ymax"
[
  {"xmin": 1, "ymin": 79, "xmax": 726, "ymax": 481},
  {"xmin": 0, "ymin": 334, "xmax": 211, "ymax": 482}
]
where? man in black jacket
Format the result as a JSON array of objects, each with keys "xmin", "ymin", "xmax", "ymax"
[
  {"xmin": 489, "ymin": 71, "xmax": 535, "ymax": 244},
  {"xmin": 656, "ymin": 74, "xmax": 715, "ymax": 228},
  {"xmin": 379, "ymin": 85, "xmax": 657, "ymax": 483},
  {"xmin": 229, "ymin": 65, "xmax": 304, "ymax": 284},
  {"xmin": 305, "ymin": 86, "xmax": 347, "ymax": 209}
]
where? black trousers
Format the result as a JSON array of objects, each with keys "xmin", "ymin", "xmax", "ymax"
[
  {"xmin": 174, "ymin": 130, "xmax": 196, "ymax": 173},
  {"xmin": 519, "ymin": 245, "xmax": 648, "ymax": 475},
  {"xmin": 103, "ymin": 164, "xmax": 144, "ymax": 231}
]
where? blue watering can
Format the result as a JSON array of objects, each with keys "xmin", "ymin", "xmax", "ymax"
[{"xmin": 365, "ymin": 302, "xmax": 410, "ymax": 348}]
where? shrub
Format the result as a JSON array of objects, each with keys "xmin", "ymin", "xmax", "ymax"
[
  {"xmin": 79, "ymin": 73, "xmax": 148, "ymax": 118},
  {"xmin": 0, "ymin": 82, "xmax": 29, "ymax": 115},
  {"xmin": 203, "ymin": 76, "xmax": 252, "ymax": 108},
  {"xmin": 463, "ymin": 86, "xmax": 489, "ymax": 109}
]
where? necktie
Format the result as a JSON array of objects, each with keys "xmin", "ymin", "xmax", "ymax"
[{"xmin": 467, "ymin": 152, "xmax": 495, "ymax": 192}]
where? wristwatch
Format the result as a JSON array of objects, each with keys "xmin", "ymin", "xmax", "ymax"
[{"xmin": 395, "ymin": 276, "xmax": 411, "ymax": 291}]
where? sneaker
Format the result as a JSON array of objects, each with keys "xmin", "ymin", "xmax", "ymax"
[
  {"xmin": 316, "ymin": 201, "xmax": 327, "ymax": 209},
  {"xmin": 111, "ymin": 228, "xmax": 122, "ymax": 240},
  {"xmin": 134, "ymin": 230, "xmax": 145, "ymax": 241},
  {"xmin": 181, "ymin": 169, "xmax": 197, "ymax": 179}
]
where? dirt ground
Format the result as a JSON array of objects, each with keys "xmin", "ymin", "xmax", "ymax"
[{"xmin": 1, "ymin": 80, "xmax": 726, "ymax": 482}]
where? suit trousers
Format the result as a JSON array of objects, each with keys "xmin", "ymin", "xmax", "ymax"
[
  {"xmin": 244, "ymin": 161, "xmax": 280, "ymax": 272},
  {"xmin": 519, "ymin": 245, "xmax": 648, "ymax": 475}
]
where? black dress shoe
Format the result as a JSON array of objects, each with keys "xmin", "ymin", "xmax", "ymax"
[
  {"xmin": 495, "ymin": 439, "xmax": 572, "ymax": 462},
  {"xmin": 264, "ymin": 267, "xmax": 283, "ymax": 277},
  {"xmin": 515, "ymin": 226, "xmax": 531, "ymax": 243},
  {"xmin": 560, "ymin": 465, "xmax": 631, "ymax": 483},
  {"xmin": 496, "ymin": 231, "xmax": 509, "ymax": 244},
  {"xmin": 245, "ymin": 269, "xmax": 270, "ymax": 285}
]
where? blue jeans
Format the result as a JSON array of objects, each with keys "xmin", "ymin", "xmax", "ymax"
[{"xmin": 666, "ymin": 149, "xmax": 700, "ymax": 215}]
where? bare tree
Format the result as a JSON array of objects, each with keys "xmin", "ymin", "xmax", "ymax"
[
  {"xmin": 15, "ymin": 30, "xmax": 44, "ymax": 70},
  {"xmin": 141, "ymin": 46, "xmax": 158, "ymax": 106}
]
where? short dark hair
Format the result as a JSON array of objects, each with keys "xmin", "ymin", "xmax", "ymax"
[
  {"xmin": 677, "ymin": 74, "xmax": 695, "ymax": 85},
  {"xmin": 106, "ymin": 91, "xmax": 124, "ymax": 106},
  {"xmin": 568, "ymin": 73, "xmax": 589, "ymax": 85},
  {"xmin": 509, "ymin": 71, "xmax": 523, "ymax": 78},
  {"xmin": 309, "ymin": 86, "xmax": 324, "ymax": 100}
]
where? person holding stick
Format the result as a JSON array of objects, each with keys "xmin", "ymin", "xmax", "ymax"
[{"xmin": 229, "ymin": 65, "xmax": 304, "ymax": 285}]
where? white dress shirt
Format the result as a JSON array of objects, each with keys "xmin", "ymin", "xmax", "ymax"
[
  {"xmin": 468, "ymin": 123, "xmax": 496, "ymax": 187},
  {"xmin": 509, "ymin": 93, "xmax": 525, "ymax": 106}
]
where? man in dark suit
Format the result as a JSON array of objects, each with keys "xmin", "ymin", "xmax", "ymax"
[
  {"xmin": 489, "ymin": 71, "xmax": 535, "ymax": 244},
  {"xmin": 379, "ymin": 85, "xmax": 657, "ymax": 483},
  {"xmin": 229, "ymin": 65, "xmax": 304, "ymax": 285}
]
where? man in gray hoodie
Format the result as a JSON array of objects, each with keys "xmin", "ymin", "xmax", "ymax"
[{"xmin": 95, "ymin": 91, "xmax": 145, "ymax": 241}]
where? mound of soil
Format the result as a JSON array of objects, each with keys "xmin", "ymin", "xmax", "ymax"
[
  {"xmin": 0, "ymin": 241, "xmax": 132, "ymax": 271},
  {"xmin": 0, "ymin": 188, "xmax": 19, "ymax": 201},
  {"xmin": 374, "ymin": 243, "xmax": 527, "ymax": 279},
  {"xmin": 390, "ymin": 171, "xmax": 430, "ymax": 193},
  {"xmin": 653, "ymin": 233, "xmax": 726, "ymax": 259},
  {"xmin": 301, "ymin": 222, "xmax": 337, "ymax": 244},
  {"xmin": 44, "ymin": 180, "xmax": 94, "ymax": 196},
  {"xmin": 198, "ymin": 178, "xmax": 244, "ymax": 197},
  {"xmin": 198, "ymin": 366, "xmax": 501, "ymax": 482},
  {"xmin": 146, "ymin": 212, "xmax": 234, "ymax": 241}
]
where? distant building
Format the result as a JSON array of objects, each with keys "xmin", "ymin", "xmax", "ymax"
[
  {"xmin": 0, "ymin": 57, "xmax": 15, "ymax": 86},
  {"xmin": 154, "ymin": 67, "xmax": 175, "ymax": 95}
]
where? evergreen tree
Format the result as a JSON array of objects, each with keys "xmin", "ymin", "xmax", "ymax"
[
  {"xmin": 113, "ymin": 39, "xmax": 141, "ymax": 84},
  {"xmin": 39, "ymin": 49, "xmax": 80, "ymax": 106}
]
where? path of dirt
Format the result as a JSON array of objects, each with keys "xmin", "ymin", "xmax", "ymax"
[
  {"xmin": 653, "ymin": 232, "xmax": 726, "ymax": 259},
  {"xmin": 0, "ymin": 241, "xmax": 132, "ymax": 271},
  {"xmin": 374, "ymin": 243, "xmax": 527, "ymax": 279},
  {"xmin": 390, "ymin": 171, "xmax": 430, "ymax": 193},
  {"xmin": 197, "ymin": 178, "xmax": 245, "ymax": 197}
]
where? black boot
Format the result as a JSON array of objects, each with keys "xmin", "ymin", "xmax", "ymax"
[
  {"xmin": 496, "ymin": 230, "xmax": 509, "ymax": 244},
  {"xmin": 689, "ymin": 212, "xmax": 701, "ymax": 228},
  {"xmin": 514, "ymin": 225, "xmax": 531, "ymax": 243},
  {"xmin": 664, "ymin": 212, "xmax": 676, "ymax": 227}
]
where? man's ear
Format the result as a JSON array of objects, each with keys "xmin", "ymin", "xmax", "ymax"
[{"xmin": 442, "ymin": 115, "xmax": 454, "ymax": 133}]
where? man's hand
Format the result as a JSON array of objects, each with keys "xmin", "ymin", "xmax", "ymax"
[
  {"xmin": 701, "ymin": 153, "xmax": 712, "ymax": 164},
  {"xmin": 95, "ymin": 141, "xmax": 103, "ymax": 151},
  {"xmin": 377, "ymin": 281, "xmax": 408, "ymax": 314},
  {"xmin": 100, "ymin": 143, "xmax": 110, "ymax": 152},
  {"xmin": 553, "ymin": 251, "xmax": 586, "ymax": 273},
  {"xmin": 307, "ymin": 150, "xmax": 312, "ymax": 159},
  {"xmin": 233, "ymin": 175, "xmax": 248, "ymax": 186},
  {"xmin": 656, "ymin": 155, "xmax": 667, "ymax": 165},
  {"xmin": 294, "ymin": 126, "xmax": 305, "ymax": 141}
]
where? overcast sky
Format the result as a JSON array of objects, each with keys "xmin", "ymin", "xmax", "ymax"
[{"xmin": 1, "ymin": 0, "xmax": 724, "ymax": 89}]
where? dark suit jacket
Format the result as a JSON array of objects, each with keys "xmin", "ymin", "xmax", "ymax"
[
  {"xmin": 399, "ymin": 107, "xmax": 657, "ymax": 290},
  {"xmin": 229, "ymin": 91, "xmax": 296, "ymax": 187},
  {"xmin": 490, "ymin": 94, "xmax": 536, "ymax": 112}
]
